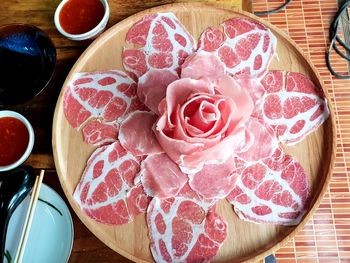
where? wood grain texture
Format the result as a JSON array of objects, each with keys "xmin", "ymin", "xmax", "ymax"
[
  {"xmin": 52, "ymin": 3, "xmax": 336, "ymax": 262},
  {"xmin": 254, "ymin": 0, "xmax": 350, "ymax": 261},
  {"xmin": 0, "ymin": 0, "xmax": 246, "ymax": 170},
  {"xmin": 0, "ymin": 1, "xmax": 246, "ymax": 263},
  {"xmin": 41, "ymin": 170, "xmax": 133, "ymax": 263}
]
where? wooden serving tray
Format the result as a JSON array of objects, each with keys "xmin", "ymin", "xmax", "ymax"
[{"xmin": 52, "ymin": 3, "xmax": 336, "ymax": 262}]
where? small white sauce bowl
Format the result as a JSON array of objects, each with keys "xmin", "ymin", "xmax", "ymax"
[
  {"xmin": 54, "ymin": 0, "xmax": 110, "ymax": 41},
  {"xmin": 0, "ymin": 111, "xmax": 35, "ymax": 172}
]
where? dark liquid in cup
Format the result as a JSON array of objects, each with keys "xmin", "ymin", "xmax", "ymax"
[
  {"xmin": 0, "ymin": 46, "xmax": 44, "ymax": 104},
  {"xmin": 0, "ymin": 25, "xmax": 56, "ymax": 105}
]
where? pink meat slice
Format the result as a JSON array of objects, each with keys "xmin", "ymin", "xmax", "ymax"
[
  {"xmin": 181, "ymin": 51, "xmax": 226, "ymax": 81},
  {"xmin": 126, "ymin": 95, "xmax": 149, "ymax": 114},
  {"xmin": 138, "ymin": 153, "xmax": 188, "ymax": 198},
  {"xmin": 198, "ymin": 17, "xmax": 276, "ymax": 78},
  {"xmin": 137, "ymin": 69, "xmax": 179, "ymax": 114},
  {"xmin": 260, "ymin": 71, "xmax": 329, "ymax": 144},
  {"xmin": 82, "ymin": 119, "xmax": 118, "ymax": 146},
  {"xmin": 73, "ymin": 141, "xmax": 149, "ymax": 225},
  {"xmin": 118, "ymin": 111, "xmax": 163, "ymax": 156},
  {"xmin": 227, "ymin": 148, "xmax": 310, "ymax": 225},
  {"xmin": 234, "ymin": 76, "xmax": 266, "ymax": 119},
  {"xmin": 123, "ymin": 13, "xmax": 195, "ymax": 78},
  {"xmin": 188, "ymin": 156, "xmax": 238, "ymax": 199},
  {"xmin": 147, "ymin": 185, "xmax": 227, "ymax": 263},
  {"xmin": 235, "ymin": 118, "xmax": 278, "ymax": 162},
  {"xmin": 197, "ymin": 27, "xmax": 226, "ymax": 52},
  {"xmin": 63, "ymin": 70, "xmax": 138, "ymax": 129}
]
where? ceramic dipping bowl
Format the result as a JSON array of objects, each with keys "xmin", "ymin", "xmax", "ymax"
[
  {"xmin": 0, "ymin": 24, "xmax": 56, "ymax": 106},
  {"xmin": 0, "ymin": 110, "xmax": 35, "ymax": 172},
  {"xmin": 54, "ymin": 0, "xmax": 110, "ymax": 41}
]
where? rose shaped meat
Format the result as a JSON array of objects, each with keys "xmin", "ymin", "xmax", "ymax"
[
  {"xmin": 180, "ymin": 52, "xmax": 266, "ymax": 114},
  {"xmin": 155, "ymin": 76, "xmax": 253, "ymax": 173}
]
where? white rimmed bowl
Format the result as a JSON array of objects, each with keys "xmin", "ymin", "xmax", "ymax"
[
  {"xmin": 0, "ymin": 111, "xmax": 35, "ymax": 172},
  {"xmin": 5, "ymin": 184, "xmax": 74, "ymax": 263},
  {"xmin": 54, "ymin": 0, "xmax": 110, "ymax": 41}
]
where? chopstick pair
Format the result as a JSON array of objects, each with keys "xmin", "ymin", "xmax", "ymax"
[{"xmin": 13, "ymin": 170, "xmax": 45, "ymax": 263}]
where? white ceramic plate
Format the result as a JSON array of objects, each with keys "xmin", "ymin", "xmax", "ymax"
[{"xmin": 4, "ymin": 184, "xmax": 74, "ymax": 263}]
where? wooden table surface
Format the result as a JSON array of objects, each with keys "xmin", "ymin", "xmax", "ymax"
[
  {"xmin": 0, "ymin": 1, "xmax": 249, "ymax": 262},
  {"xmin": 3, "ymin": 1, "xmax": 348, "ymax": 263}
]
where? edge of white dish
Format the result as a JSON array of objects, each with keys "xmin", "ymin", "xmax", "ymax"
[
  {"xmin": 54, "ymin": 0, "xmax": 110, "ymax": 41},
  {"xmin": 5, "ymin": 183, "xmax": 74, "ymax": 263},
  {"xmin": 0, "ymin": 110, "xmax": 35, "ymax": 172}
]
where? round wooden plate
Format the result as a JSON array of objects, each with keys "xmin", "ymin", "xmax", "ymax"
[{"xmin": 52, "ymin": 3, "xmax": 336, "ymax": 262}]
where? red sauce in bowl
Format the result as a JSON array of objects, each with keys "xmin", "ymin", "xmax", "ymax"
[
  {"xmin": 59, "ymin": 0, "xmax": 105, "ymax": 35},
  {"xmin": 0, "ymin": 117, "xmax": 29, "ymax": 166}
]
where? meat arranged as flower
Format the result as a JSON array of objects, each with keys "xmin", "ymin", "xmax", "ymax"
[
  {"xmin": 155, "ymin": 75, "xmax": 253, "ymax": 174},
  {"xmin": 62, "ymin": 12, "xmax": 330, "ymax": 263}
]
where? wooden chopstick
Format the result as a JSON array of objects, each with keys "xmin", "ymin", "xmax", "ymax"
[
  {"xmin": 13, "ymin": 176, "xmax": 39, "ymax": 262},
  {"xmin": 14, "ymin": 170, "xmax": 45, "ymax": 263}
]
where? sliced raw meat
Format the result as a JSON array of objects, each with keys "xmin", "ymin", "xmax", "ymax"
[
  {"xmin": 188, "ymin": 156, "xmax": 238, "ymax": 199},
  {"xmin": 147, "ymin": 185, "xmax": 227, "ymax": 262},
  {"xmin": 234, "ymin": 76, "xmax": 266, "ymax": 119},
  {"xmin": 198, "ymin": 17, "xmax": 276, "ymax": 78},
  {"xmin": 126, "ymin": 95, "xmax": 149, "ymax": 114},
  {"xmin": 118, "ymin": 111, "xmax": 163, "ymax": 156},
  {"xmin": 155, "ymin": 76, "xmax": 253, "ymax": 174},
  {"xmin": 73, "ymin": 141, "xmax": 149, "ymax": 225},
  {"xmin": 127, "ymin": 184, "xmax": 151, "ymax": 216},
  {"xmin": 123, "ymin": 13, "xmax": 195, "ymax": 78},
  {"xmin": 63, "ymin": 70, "xmax": 138, "ymax": 129},
  {"xmin": 260, "ymin": 71, "xmax": 330, "ymax": 144},
  {"xmin": 82, "ymin": 119, "xmax": 118, "ymax": 146},
  {"xmin": 198, "ymin": 27, "xmax": 226, "ymax": 52},
  {"xmin": 181, "ymin": 51, "xmax": 226, "ymax": 81},
  {"xmin": 138, "ymin": 153, "xmax": 188, "ymax": 198},
  {"xmin": 227, "ymin": 148, "xmax": 310, "ymax": 225},
  {"xmin": 236, "ymin": 118, "xmax": 278, "ymax": 162},
  {"xmin": 138, "ymin": 69, "xmax": 179, "ymax": 114}
]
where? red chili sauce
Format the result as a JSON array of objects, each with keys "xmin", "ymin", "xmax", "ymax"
[
  {"xmin": 59, "ymin": 0, "xmax": 105, "ymax": 35},
  {"xmin": 0, "ymin": 117, "xmax": 29, "ymax": 166}
]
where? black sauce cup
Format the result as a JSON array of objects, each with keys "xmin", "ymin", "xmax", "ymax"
[
  {"xmin": 0, "ymin": 165, "xmax": 36, "ymax": 263},
  {"xmin": 0, "ymin": 24, "xmax": 56, "ymax": 106}
]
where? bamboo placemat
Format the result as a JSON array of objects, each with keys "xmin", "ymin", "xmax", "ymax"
[{"xmin": 253, "ymin": 0, "xmax": 350, "ymax": 262}]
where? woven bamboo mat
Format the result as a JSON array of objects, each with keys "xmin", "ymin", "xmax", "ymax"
[{"xmin": 252, "ymin": 0, "xmax": 350, "ymax": 262}]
